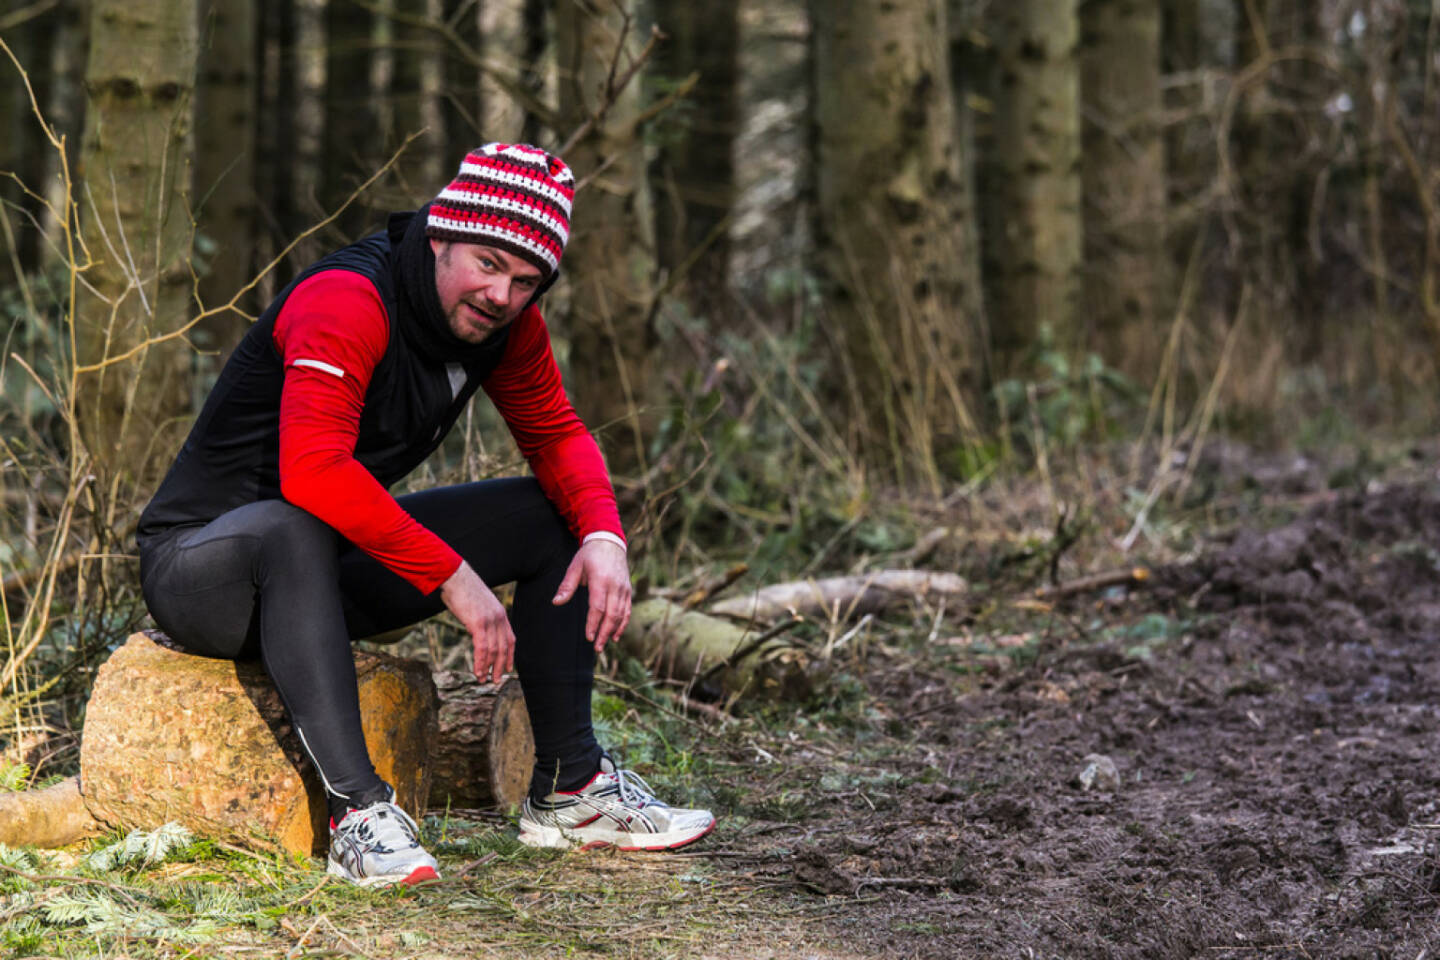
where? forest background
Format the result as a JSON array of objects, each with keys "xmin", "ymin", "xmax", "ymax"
[{"xmin": 0, "ymin": 0, "xmax": 1438, "ymax": 854}]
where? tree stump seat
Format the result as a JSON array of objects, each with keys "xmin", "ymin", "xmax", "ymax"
[{"xmin": 0, "ymin": 632, "xmax": 535, "ymax": 854}]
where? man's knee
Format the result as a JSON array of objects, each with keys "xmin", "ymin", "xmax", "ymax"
[{"xmin": 242, "ymin": 500, "xmax": 341, "ymax": 574}]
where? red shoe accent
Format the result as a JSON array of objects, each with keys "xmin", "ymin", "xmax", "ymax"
[
  {"xmin": 558, "ymin": 770, "xmax": 603, "ymax": 794},
  {"xmin": 401, "ymin": 866, "xmax": 440, "ymax": 886},
  {"xmin": 615, "ymin": 819, "xmax": 717, "ymax": 853}
]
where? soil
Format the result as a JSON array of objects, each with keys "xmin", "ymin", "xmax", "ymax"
[{"xmin": 736, "ymin": 479, "xmax": 1440, "ymax": 958}]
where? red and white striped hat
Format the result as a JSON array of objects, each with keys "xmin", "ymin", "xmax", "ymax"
[{"xmin": 425, "ymin": 143, "xmax": 575, "ymax": 277}]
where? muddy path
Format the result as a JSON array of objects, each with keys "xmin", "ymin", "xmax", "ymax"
[{"xmin": 731, "ymin": 481, "xmax": 1440, "ymax": 958}]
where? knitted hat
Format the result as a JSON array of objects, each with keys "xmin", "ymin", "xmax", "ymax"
[{"xmin": 425, "ymin": 143, "xmax": 575, "ymax": 277}]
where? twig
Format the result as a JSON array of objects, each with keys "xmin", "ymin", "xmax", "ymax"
[
  {"xmin": 0, "ymin": 0, "xmax": 57, "ymax": 32},
  {"xmin": 1034, "ymin": 567, "xmax": 1151, "ymax": 601},
  {"xmin": 559, "ymin": 24, "xmax": 667, "ymax": 156},
  {"xmin": 695, "ymin": 616, "xmax": 805, "ymax": 685},
  {"xmin": 593, "ymin": 675, "xmax": 716, "ymax": 732},
  {"xmin": 674, "ymin": 695, "xmax": 731, "ymax": 724},
  {"xmin": 0, "ymin": 862, "xmax": 148, "ymax": 911},
  {"xmin": 72, "ymin": 133, "xmax": 424, "ymax": 375},
  {"xmin": 680, "ymin": 564, "xmax": 749, "ymax": 610}
]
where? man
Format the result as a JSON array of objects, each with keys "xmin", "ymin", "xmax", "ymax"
[{"xmin": 136, "ymin": 143, "xmax": 715, "ymax": 888}]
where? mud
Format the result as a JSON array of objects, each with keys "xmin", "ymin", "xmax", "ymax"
[{"xmin": 744, "ymin": 480, "xmax": 1440, "ymax": 958}]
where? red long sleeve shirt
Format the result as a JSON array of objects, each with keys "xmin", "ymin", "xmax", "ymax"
[{"xmin": 271, "ymin": 270, "xmax": 622, "ymax": 595}]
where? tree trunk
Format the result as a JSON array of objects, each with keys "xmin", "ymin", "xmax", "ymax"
[
  {"xmin": 708, "ymin": 569, "xmax": 969, "ymax": 622},
  {"xmin": 74, "ymin": 0, "xmax": 198, "ymax": 486},
  {"xmin": 388, "ymin": 0, "xmax": 446, "ymax": 201},
  {"xmin": 428, "ymin": 672, "xmax": 533, "ymax": 811},
  {"xmin": 0, "ymin": 778, "xmax": 102, "ymax": 849},
  {"xmin": 79, "ymin": 633, "xmax": 438, "ymax": 857},
  {"xmin": 983, "ymin": 0, "xmax": 1083, "ymax": 379},
  {"xmin": 254, "ymin": 0, "xmax": 297, "ymax": 299},
  {"xmin": 442, "ymin": 0, "xmax": 481, "ymax": 157},
  {"xmin": 1, "ymin": 0, "xmax": 56, "ymax": 280},
  {"xmin": 518, "ymin": 0, "xmax": 551, "ymax": 147},
  {"xmin": 810, "ymin": 0, "xmax": 983, "ymax": 478},
  {"xmin": 619, "ymin": 598, "xmax": 819, "ymax": 703},
  {"xmin": 195, "ymin": 0, "xmax": 258, "ymax": 359},
  {"xmin": 1080, "ymin": 0, "xmax": 1168, "ymax": 373},
  {"xmin": 478, "ymin": 0, "xmax": 527, "ymax": 142},
  {"xmin": 555, "ymin": 0, "xmax": 657, "ymax": 475},
  {"xmin": 648, "ymin": 0, "xmax": 739, "ymax": 312},
  {"xmin": 323, "ymin": 0, "xmax": 377, "ymax": 239},
  {"xmin": 27, "ymin": 0, "xmax": 89, "ymax": 273}
]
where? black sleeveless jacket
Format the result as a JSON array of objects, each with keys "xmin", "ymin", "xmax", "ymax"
[{"xmin": 137, "ymin": 209, "xmax": 512, "ymax": 546}]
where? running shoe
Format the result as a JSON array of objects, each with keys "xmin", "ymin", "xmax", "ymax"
[
  {"xmin": 326, "ymin": 792, "xmax": 440, "ymax": 887},
  {"xmin": 517, "ymin": 755, "xmax": 716, "ymax": 851}
]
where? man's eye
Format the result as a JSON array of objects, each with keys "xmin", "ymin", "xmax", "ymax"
[{"xmin": 479, "ymin": 257, "xmax": 496, "ymax": 270}]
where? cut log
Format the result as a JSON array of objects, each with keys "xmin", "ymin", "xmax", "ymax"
[
  {"xmin": 0, "ymin": 777, "xmax": 102, "ymax": 848},
  {"xmin": 708, "ymin": 569, "xmax": 968, "ymax": 622},
  {"xmin": 79, "ymin": 633, "xmax": 437, "ymax": 857},
  {"xmin": 618, "ymin": 598, "xmax": 818, "ymax": 703},
  {"xmin": 428, "ymin": 672, "xmax": 533, "ymax": 812}
]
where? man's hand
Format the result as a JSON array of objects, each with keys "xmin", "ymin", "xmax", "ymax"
[
  {"xmin": 553, "ymin": 539, "xmax": 632, "ymax": 653},
  {"xmin": 442, "ymin": 561, "xmax": 515, "ymax": 683}
]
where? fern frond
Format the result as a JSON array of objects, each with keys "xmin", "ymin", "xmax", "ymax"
[
  {"xmin": 85, "ymin": 822, "xmax": 195, "ymax": 872},
  {"xmin": 0, "ymin": 762, "xmax": 30, "ymax": 793}
]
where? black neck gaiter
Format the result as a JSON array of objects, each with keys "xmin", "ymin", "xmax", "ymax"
[{"xmin": 387, "ymin": 205, "xmax": 510, "ymax": 367}]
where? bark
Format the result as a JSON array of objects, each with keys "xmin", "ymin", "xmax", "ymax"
[
  {"xmin": 1080, "ymin": 0, "xmax": 1168, "ymax": 372},
  {"xmin": 984, "ymin": 0, "xmax": 1083, "ymax": 378},
  {"xmin": 1161, "ymin": 0, "xmax": 1203, "ymax": 194},
  {"xmin": 648, "ymin": 0, "xmax": 739, "ymax": 310},
  {"xmin": 518, "ymin": 0, "xmax": 550, "ymax": 147},
  {"xmin": 1231, "ymin": 0, "xmax": 1327, "ymax": 355},
  {"xmin": 195, "ymin": 0, "xmax": 258, "ymax": 357},
  {"xmin": 428, "ymin": 672, "xmax": 533, "ymax": 811},
  {"xmin": 442, "ymin": 0, "xmax": 481, "ymax": 156},
  {"xmin": 323, "ymin": 0, "xmax": 377, "ymax": 239},
  {"xmin": 74, "ymin": 0, "xmax": 198, "ymax": 486},
  {"xmin": 0, "ymin": 778, "xmax": 102, "ymax": 849},
  {"xmin": 479, "ymin": 0, "xmax": 527, "ymax": 142},
  {"xmin": 555, "ymin": 0, "xmax": 657, "ymax": 475},
  {"xmin": 619, "ymin": 598, "xmax": 821, "ymax": 702},
  {"xmin": 26, "ymin": 0, "xmax": 88, "ymax": 272},
  {"xmin": 708, "ymin": 569, "xmax": 969, "ymax": 622},
  {"xmin": 253, "ymin": 0, "xmax": 296, "ymax": 299},
  {"xmin": 1, "ymin": 0, "xmax": 52, "ymax": 280},
  {"xmin": 79, "ymin": 633, "xmax": 437, "ymax": 857},
  {"xmin": 389, "ymin": 0, "xmax": 446, "ymax": 199},
  {"xmin": 810, "ymin": 0, "xmax": 983, "ymax": 470}
]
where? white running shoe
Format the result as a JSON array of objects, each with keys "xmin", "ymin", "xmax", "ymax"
[
  {"xmin": 518, "ymin": 755, "xmax": 716, "ymax": 851},
  {"xmin": 326, "ymin": 793, "xmax": 440, "ymax": 887}
]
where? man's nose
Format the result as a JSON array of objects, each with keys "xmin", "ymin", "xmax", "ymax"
[{"xmin": 485, "ymin": 277, "xmax": 513, "ymax": 306}]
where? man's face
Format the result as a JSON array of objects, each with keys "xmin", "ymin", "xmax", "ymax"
[{"xmin": 430, "ymin": 239, "xmax": 544, "ymax": 343}]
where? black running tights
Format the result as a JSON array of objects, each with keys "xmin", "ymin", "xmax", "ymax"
[{"xmin": 138, "ymin": 478, "xmax": 601, "ymax": 805}]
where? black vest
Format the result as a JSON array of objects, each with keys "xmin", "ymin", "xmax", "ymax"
[{"xmin": 137, "ymin": 211, "xmax": 512, "ymax": 545}]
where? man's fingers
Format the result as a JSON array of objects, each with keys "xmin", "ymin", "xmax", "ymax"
[{"xmin": 553, "ymin": 552, "xmax": 585, "ymax": 605}]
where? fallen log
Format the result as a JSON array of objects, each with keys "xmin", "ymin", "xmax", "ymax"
[
  {"xmin": 0, "ymin": 777, "xmax": 101, "ymax": 849},
  {"xmin": 618, "ymin": 598, "xmax": 818, "ymax": 702},
  {"xmin": 78, "ymin": 633, "xmax": 437, "ymax": 857},
  {"xmin": 428, "ymin": 672, "xmax": 533, "ymax": 812},
  {"xmin": 708, "ymin": 569, "xmax": 968, "ymax": 623}
]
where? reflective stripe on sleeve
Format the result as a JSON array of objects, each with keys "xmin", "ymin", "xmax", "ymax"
[{"xmin": 291, "ymin": 358, "xmax": 346, "ymax": 378}]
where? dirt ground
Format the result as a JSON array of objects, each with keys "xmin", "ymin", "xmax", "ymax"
[{"xmin": 721, "ymin": 478, "xmax": 1440, "ymax": 959}]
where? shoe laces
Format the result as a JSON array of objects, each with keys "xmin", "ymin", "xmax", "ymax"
[
  {"xmin": 610, "ymin": 764, "xmax": 659, "ymax": 809},
  {"xmin": 338, "ymin": 801, "xmax": 420, "ymax": 852}
]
